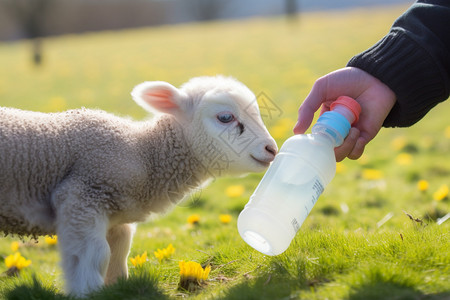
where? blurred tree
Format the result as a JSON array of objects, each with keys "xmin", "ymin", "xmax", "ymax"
[
  {"xmin": 192, "ymin": 0, "xmax": 225, "ymax": 21},
  {"xmin": 1, "ymin": 0, "xmax": 54, "ymax": 65},
  {"xmin": 286, "ymin": 0, "xmax": 300, "ymax": 19}
]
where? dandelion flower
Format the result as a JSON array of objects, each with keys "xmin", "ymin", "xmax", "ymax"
[
  {"xmin": 225, "ymin": 185, "xmax": 245, "ymax": 198},
  {"xmin": 44, "ymin": 235, "xmax": 58, "ymax": 245},
  {"xmin": 391, "ymin": 136, "xmax": 407, "ymax": 151},
  {"xmin": 361, "ymin": 169, "xmax": 383, "ymax": 180},
  {"xmin": 130, "ymin": 251, "xmax": 147, "ymax": 267},
  {"xmin": 270, "ymin": 126, "xmax": 286, "ymax": 140},
  {"xmin": 433, "ymin": 184, "xmax": 449, "ymax": 201},
  {"xmin": 47, "ymin": 96, "xmax": 67, "ymax": 112},
  {"xmin": 336, "ymin": 162, "xmax": 346, "ymax": 174},
  {"xmin": 154, "ymin": 244, "xmax": 175, "ymax": 262},
  {"xmin": 445, "ymin": 126, "xmax": 450, "ymax": 139},
  {"xmin": 421, "ymin": 136, "xmax": 433, "ymax": 149},
  {"xmin": 178, "ymin": 260, "xmax": 211, "ymax": 291},
  {"xmin": 357, "ymin": 154, "xmax": 370, "ymax": 165},
  {"xmin": 5, "ymin": 252, "xmax": 31, "ymax": 270},
  {"xmin": 10, "ymin": 241, "xmax": 20, "ymax": 252},
  {"xmin": 277, "ymin": 118, "xmax": 295, "ymax": 128},
  {"xmin": 395, "ymin": 153, "xmax": 412, "ymax": 165},
  {"xmin": 270, "ymin": 118, "xmax": 294, "ymax": 140},
  {"xmin": 219, "ymin": 214, "xmax": 232, "ymax": 224},
  {"xmin": 417, "ymin": 180, "xmax": 429, "ymax": 192},
  {"xmin": 187, "ymin": 214, "xmax": 200, "ymax": 225}
]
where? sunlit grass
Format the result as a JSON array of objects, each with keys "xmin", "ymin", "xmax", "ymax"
[{"xmin": 0, "ymin": 3, "xmax": 449, "ymax": 299}]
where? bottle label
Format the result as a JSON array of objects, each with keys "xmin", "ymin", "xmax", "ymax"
[
  {"xmin": 291, "ymin": 218, "xmax": 300, "ymax": 232},
  {"xmin": 291, "ymin": 176, "xmax": 324, "ymax": 233},
  {"xmin": 311, "ymin": 178, "xmax": 324, "ymax": 206}
]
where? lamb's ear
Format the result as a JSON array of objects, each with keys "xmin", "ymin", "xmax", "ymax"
[{"xmin": 131, "ymin": 81, "xmax": 187, "ymax": 115}]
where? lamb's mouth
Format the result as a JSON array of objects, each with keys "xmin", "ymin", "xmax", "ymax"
[{"xmin": 251, "ymin": 155, "xmax": 271, "ymax": 168}]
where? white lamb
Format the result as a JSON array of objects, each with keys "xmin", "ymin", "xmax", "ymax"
[{"xmin": 0, "ymin": 75, "xmax": 277, "ymax": 296}]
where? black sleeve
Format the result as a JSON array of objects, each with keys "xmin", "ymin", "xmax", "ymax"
[{"xmin": 347, "ymin": 0, "xmax": 450, "ymax": 127}]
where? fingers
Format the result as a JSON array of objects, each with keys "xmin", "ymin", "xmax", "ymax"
[
  {"xmin": 294, "ymin": 67, "xmax": 384, "ymax": 161},
  {"xmin": 335, "ymin": 127, "xmax": 359, "ymax": 162},
  {"xmin": 293, "ymin": 77, "xmax": 330, "ymax": 134},
  {"xmin": 334, "ymin": 128, "xmax": 366, "ymax": 162},
  {"xmin": 293, "ymin": 105, "xmax": 315, "ymax": 134},
  {"xmin": 348, "ymin": 137, "xmax": 366, "ymax": 160},
  {"xmin": 294, "ymin": 67, "xmax": 360, "ymax": 134}
]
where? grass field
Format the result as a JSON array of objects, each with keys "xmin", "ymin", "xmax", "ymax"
[{"xmin": 0, "ymin": 4, "xmax": 449, "ymax": 300}]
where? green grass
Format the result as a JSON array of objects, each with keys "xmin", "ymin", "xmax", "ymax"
[{"xmin": 0, "ymin": 4, "xmax": 449, "ymax": 300}]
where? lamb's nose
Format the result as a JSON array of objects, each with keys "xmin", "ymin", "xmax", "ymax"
[{"xmin": 265, "ymin": 144, "xmax": 277, "ymax": 158}]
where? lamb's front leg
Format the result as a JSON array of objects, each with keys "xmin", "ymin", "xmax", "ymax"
[
  {"xmin": 105, "ymin": 223, "xmax": 136, "ymax": 285},
  {"xmin": 56, "ymin": 201, "xmax": 111, "ymax": 297}
]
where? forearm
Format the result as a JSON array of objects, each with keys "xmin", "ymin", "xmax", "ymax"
[{"xmin": 347, "ymin": 0, "xmax": 450, "ymax": 127}]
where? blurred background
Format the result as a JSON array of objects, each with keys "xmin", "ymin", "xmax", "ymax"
[
  {"xmin": 0, "ymin": 0, "xmax": 413, "ymax": 41},
  {"xmin": 0, "ymin": 0, "xmax": 414, "ymax": 130},
  {"xmin": 3, "ymin": 3, "xmax": 450, "ymax": 297}
]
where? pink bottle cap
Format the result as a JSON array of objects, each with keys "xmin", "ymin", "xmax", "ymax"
[{"xmin": 330, "ymin": 96, "xmax": 361, "ymax": 125}]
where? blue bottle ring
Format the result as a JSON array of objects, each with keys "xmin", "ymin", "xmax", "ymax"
[{"xmin": 316, "ymin": 111, "xmax": 351, "ymax": 139}]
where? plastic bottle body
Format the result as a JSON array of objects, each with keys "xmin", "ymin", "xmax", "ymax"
[
  {"xmin": 237, "ymin": 133, "xmax": 336, "ymax": 256},
  {"xmin": 238, "ymin": 96, "xmax": 361, "ymax": 256}
]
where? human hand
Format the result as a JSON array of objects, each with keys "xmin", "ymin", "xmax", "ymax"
[{"xmin": 293, "ymin": 67, "xmax": 396, "ymax": 162}]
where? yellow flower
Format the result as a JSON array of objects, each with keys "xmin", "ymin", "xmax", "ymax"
[
  {"xmin": 433, "ymin": 184, "xmax": 449, "ymax": 201},
  {"xmin": 361, "ymin": 169, "xmax": 383, "ymax": 180},
  {"xmin": 445, "ymin": 126, "xmax": 450, "ymax": 139},
  {"xmin": 357, "ymin": 154, "xmax": 370, "ymax": 165},
  {"xmin": 270, "ymin": 125, "xmax": 287, "ymax": 140},
  {"xmin": 178, "ymin": 260, "xmax": 211, "ymax": 291},
  {"xmin": 187, "ymin": 214, "xmax": 200, "ymax": 225},
  {"xmin": 44, "ymin": 235, "xmax": 58, "ymax": 245},
  {"xmin": 417, "ymin": 180, "xmax": 429, "ymax": 192},
  {"xmin": 421, "ymin": 136, "xmax": 433, "ymax": 149},
  {"xmin": 270, "ymin": 118, "xmax": 295, "ymax": 140},
  {"xmin": 391, "ymin": 136, "xmax": 407, "ymax": 151},
  {"xmin": 130, "ymin": 251, "xmax": 148, "ymax": 267},
  {"xmin": 154, "ymin": 244, "xmax": 175, "ymax": 262},
  {"xmin": 395, "ymin": 153, "xmax": 412, "ymax": 165},
  {"xmin": 179, "ymin": 260, "xmax": 211, "ymax": 281},
  {"xmin": 219, "ymin": 214, "xmax": 232, "ymax": 224},
  {"xmin": 10, "ymin": 241, "xmax": 20, "ymax": 252},
  {"xmin": 225, "ymin": 185, "xmax": 245, "ymax": 198},
  {"xmin": 5, "ymin": 252, "xmax": 31, "ymax": 270},
  {"xmin": 46, "ymin": 96, "xmax": 67, "ymax": 112},
  {"xmin": 336, "ymin": 162, "xmax": 346, "ymax": 174}
]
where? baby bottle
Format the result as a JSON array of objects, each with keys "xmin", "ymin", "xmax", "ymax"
[{"xmin": 238, "ymin": 96, "xmax": 361, "ymax": 256}]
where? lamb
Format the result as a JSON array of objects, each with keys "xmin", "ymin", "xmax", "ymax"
[{"xmin": 0, "ymin": 75, "xmax": 277, "ymax": 297}]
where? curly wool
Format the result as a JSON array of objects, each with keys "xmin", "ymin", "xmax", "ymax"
[{"xmin": 0, "ymin": 108, "xmax": 205, "ymax": 237}]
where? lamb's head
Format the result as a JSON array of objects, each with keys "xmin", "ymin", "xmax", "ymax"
[{"xmin": 131, "ymin": 75, "xmax": 277, "ymax": 177}]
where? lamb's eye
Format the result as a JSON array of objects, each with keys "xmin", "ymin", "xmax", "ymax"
[{"xmin": 217, "ymin": 113, "xmax": 235, "ymax": 124}]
